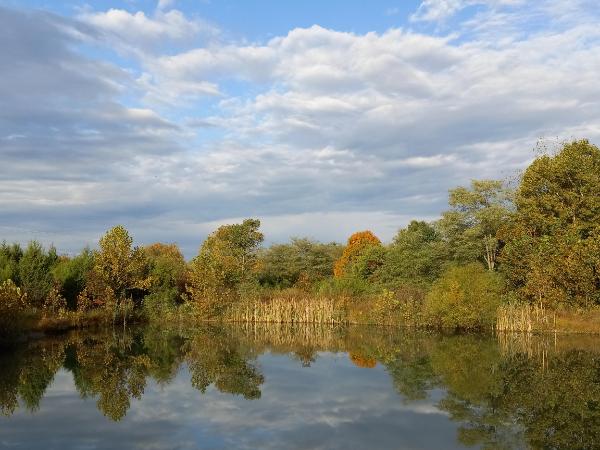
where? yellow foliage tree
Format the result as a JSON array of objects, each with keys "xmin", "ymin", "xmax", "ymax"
[
  {"xmin": 79, "ymin": 226, "xmax": 149, "ymax": 320},
  {"xmin": 334, "ymin": 231, "xmax": 381, "ymax": 277},
  {"xmin": 186, "ymin": 219, "xmax": 263, "ymax": 317}
]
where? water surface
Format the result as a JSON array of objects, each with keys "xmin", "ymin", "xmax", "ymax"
[{"xmin": 0, "ymin": 325, "xmax": 598, "ymax": 449}]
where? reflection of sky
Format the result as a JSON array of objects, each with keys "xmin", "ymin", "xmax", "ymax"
[{"xmin": 0, "ymin": 350, "xmax": 469, "ymax": 450}]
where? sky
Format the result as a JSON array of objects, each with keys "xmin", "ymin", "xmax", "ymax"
[{"xmin": 1, "ymin": 0, "xmax": 599, "ymax": 257}]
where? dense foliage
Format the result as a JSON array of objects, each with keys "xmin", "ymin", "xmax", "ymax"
[
  {"xmin": 500, "ymin": 140, "xmax": 600, "ymax": 307},
  {"xmin": 333, "ymin": 231, "xmax": 382, "ymax": 277},
  {"xmin": 2, "ymin": 140, "xmax": 600, "ymax": 337},
  {"xmin": 185, "ymin": 219, "xmax": 264, "ymax": 317}
]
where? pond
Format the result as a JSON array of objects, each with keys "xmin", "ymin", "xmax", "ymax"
[{"xmin": 0, "ymin": 325, "xmax": 599, "ymax": 449}]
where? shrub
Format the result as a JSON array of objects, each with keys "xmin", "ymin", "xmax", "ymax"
[
  {"xmin": 424, "ymin": 264, "xmax": 503, "ymax": 330},
  {"xmin": 42, "ymin": 287, "xmax": 67, "ymax": 317},
  {"xmin": 371, "ymin": 286, "xmax": 426, "ymax": 325}
]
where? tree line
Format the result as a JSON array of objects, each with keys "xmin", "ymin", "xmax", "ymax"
[{"xmin": 1, "ymin": 140, "xmax": 599, "ymax": 337}]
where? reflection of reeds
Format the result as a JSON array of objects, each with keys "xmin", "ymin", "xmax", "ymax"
[
  {"xmin": 228, "ymin": 295, "xmax": 346, "ymax": 324},
  {"xmin": 496, "ymin": 303, "xmax": 555, "ymax": 332},
  {"xmin": 497, "ymin": 332, "xmax": 553, "ymax": 370}
]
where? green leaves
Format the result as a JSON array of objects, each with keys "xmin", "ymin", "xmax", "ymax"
[
  {"xmin": 257, "ymin": 238, "xmax": 342, "ymax": 288},
  {"xmin": 186, "ymin": 219, "xmax": 264, "ymax": 316},
  {"xmin": 18, "ymin": 241, "xmax": 58, "ymax": 307},
  {"xmin": 378, "ymin": 221, "xmax": 445, "ymax": 288},
  {"xmin": 439, "ymin": 179, "xmax": 513, "ymax": 271},
  {"xmin": 424, "ymin": 263, "xmax": 503, "ymax": 330},
  {"xmin": 501, "ymin": 140, "xmax": 600, "ymax": 307},
  {"xmin": 94, "ymin": 225, "xmax": 149, "ymax": 299}
]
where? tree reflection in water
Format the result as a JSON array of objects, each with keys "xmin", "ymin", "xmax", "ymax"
[{"xmin": 0, "ymin": 325, "xmax": 599, "ymax": 449}]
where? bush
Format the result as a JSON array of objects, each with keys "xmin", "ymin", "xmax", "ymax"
[
  {"xmin": 371, "ymin": 286, "xmax": 426, "ymax": 325},
  {"xmin": 424, "ymin": 264, "xmax": 503, "ymax": 330}
]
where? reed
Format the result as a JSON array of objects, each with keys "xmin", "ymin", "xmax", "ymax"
[
  {"xmin": 227, "ymin": 291, "xmax": 347, "ymax": 324},
  {"xmin": 496, "ymin": 302, "xmax": 554, "ymax": 332}
]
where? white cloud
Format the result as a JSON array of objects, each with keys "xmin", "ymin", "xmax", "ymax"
[
  {"xmin": 2, "ymin": 2, "xmax": 600, "ymax": 256},
  {"xmin": 79, "ymin": 7, "xmax": 217, "ymax": 55}
]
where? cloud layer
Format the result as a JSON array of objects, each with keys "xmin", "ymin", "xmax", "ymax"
[{"xmin": 1, "ymin": 1, "xmax": 599, "ymax": 256}]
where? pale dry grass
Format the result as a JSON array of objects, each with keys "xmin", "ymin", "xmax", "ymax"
[
  {"xmin": 497, "ymin": 303, "xmax": 600, "ymax": 334},
  {"xmin": 228, "ymin": 294, "xmax": 346, "ymax": 324},
  {"xmin": 496, "ymin": 303, "xmax": 555, "ymax": 332}
]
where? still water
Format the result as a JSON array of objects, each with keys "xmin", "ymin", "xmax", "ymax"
[{"xmin": 0, "ymin": 325, "xmax": 598, "ymax": 449}]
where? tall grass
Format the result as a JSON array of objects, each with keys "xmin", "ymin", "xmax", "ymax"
[
  {"xmin": 228, "ymin": 290, "xmax": 346, "ymax": 324},
  {"xmin": 496, "ymin": 302, "xmax": 555, "ymax": 332}
]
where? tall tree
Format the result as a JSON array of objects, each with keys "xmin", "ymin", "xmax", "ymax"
[
  {"xmin": 334, "ymin": 231, "xmax": 382, "ymax": 278},
  {"xmin": 94, "ymin": 225, "xmax": 148, "ymax": 307},
  {"xmin": 258, "ymin": 238, "xmax": 342, "ymax": 288},
  {"xmin": 18, "ymin": 241, "xmax": 58, "ymax": 307},
  {"xmin": 0, "ymin": 242, "xmax": 22, "ymax": 284},
  {"xmin": 438, "ymin": 180, "xmax": 513, "ymax": 271},
  {"xmin": 143, "ymin": 243, "xmax": 187, "ymax": 294},
  {"xmin": 52, "ymin": 248, "xmax": 95, "ymax": 310},
  {"xmin": 378, "ymin": 220, "xmax": 446, "ymax": 288},
  {"xmin": 186, "ymin": 219, "xmax": 263, "ymax": 315},
  {"xmin": 500, "ymin": 140, "xmax": 600, "ymax": 307}
]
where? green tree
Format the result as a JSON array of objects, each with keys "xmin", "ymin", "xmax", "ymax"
[
  {"xmin": 350, "ymin": 244, "xmax": 387, "ymax": 282},
  {"xmin": 142, "ymin": 243, "xmax": 187, "ymax": 317},
  {"xmin": 438, "ymin": 180, "xmax": 513, "ymax": 271},
  {"xmin": 0, "ymin": 242, "xmax": 22, "ymax": 284},
  {"xmin": 186, "ymin": 219, "xmax": 264, "ymax": 316},
  {"xmin": 0, "ymin": 280, "xmax": 28, "ymax": 342},
  {"xmin": 52, "ymin": 248, "xmax": 95, "ymax": 310},
  {"xmin": 81, "ymin": 226, "xmax": 148, "ymax": 319},
  {"xmin": 18, "ymin": 241, "xmax": 58, "ymax": 307},
  {"xmin": 94, "ymin": 226, "xmax": 148, "ymax": 299},
  {"xmin": 500, "ymin": 140, "xmax": 600, "ymax": 307},
  {"xmin": 258, "ymin": 238, "xmax": 342, "ymax": 288},
  {"xmin": 378, "ymin": 221, "xmax": 446, "ymax": 288},
  {"xmin": 144, "ymin": 243, "xmax": 187, "ymax": 293}
]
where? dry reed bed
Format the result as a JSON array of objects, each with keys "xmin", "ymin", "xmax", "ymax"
[
  {"xmin": 227, "ymin": 295, "xmax": 346, "ymax": 325},
  {"xmin": 496, "ymin": 303, "xmax": 555, "ymax": 332}
]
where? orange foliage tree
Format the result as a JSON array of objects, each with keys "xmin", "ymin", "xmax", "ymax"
[{"xmin": 334, "ymin": 231, "xmax": 381, "ymax": 277}]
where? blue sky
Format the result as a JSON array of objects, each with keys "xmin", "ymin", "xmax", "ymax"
[
  {"xmin": 1, "ymin": 0, "xmax": 599, "ymax": 257},
  {"xmin": 9, "ymin": 0, "xmax": 424, "ymax": 37}
]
